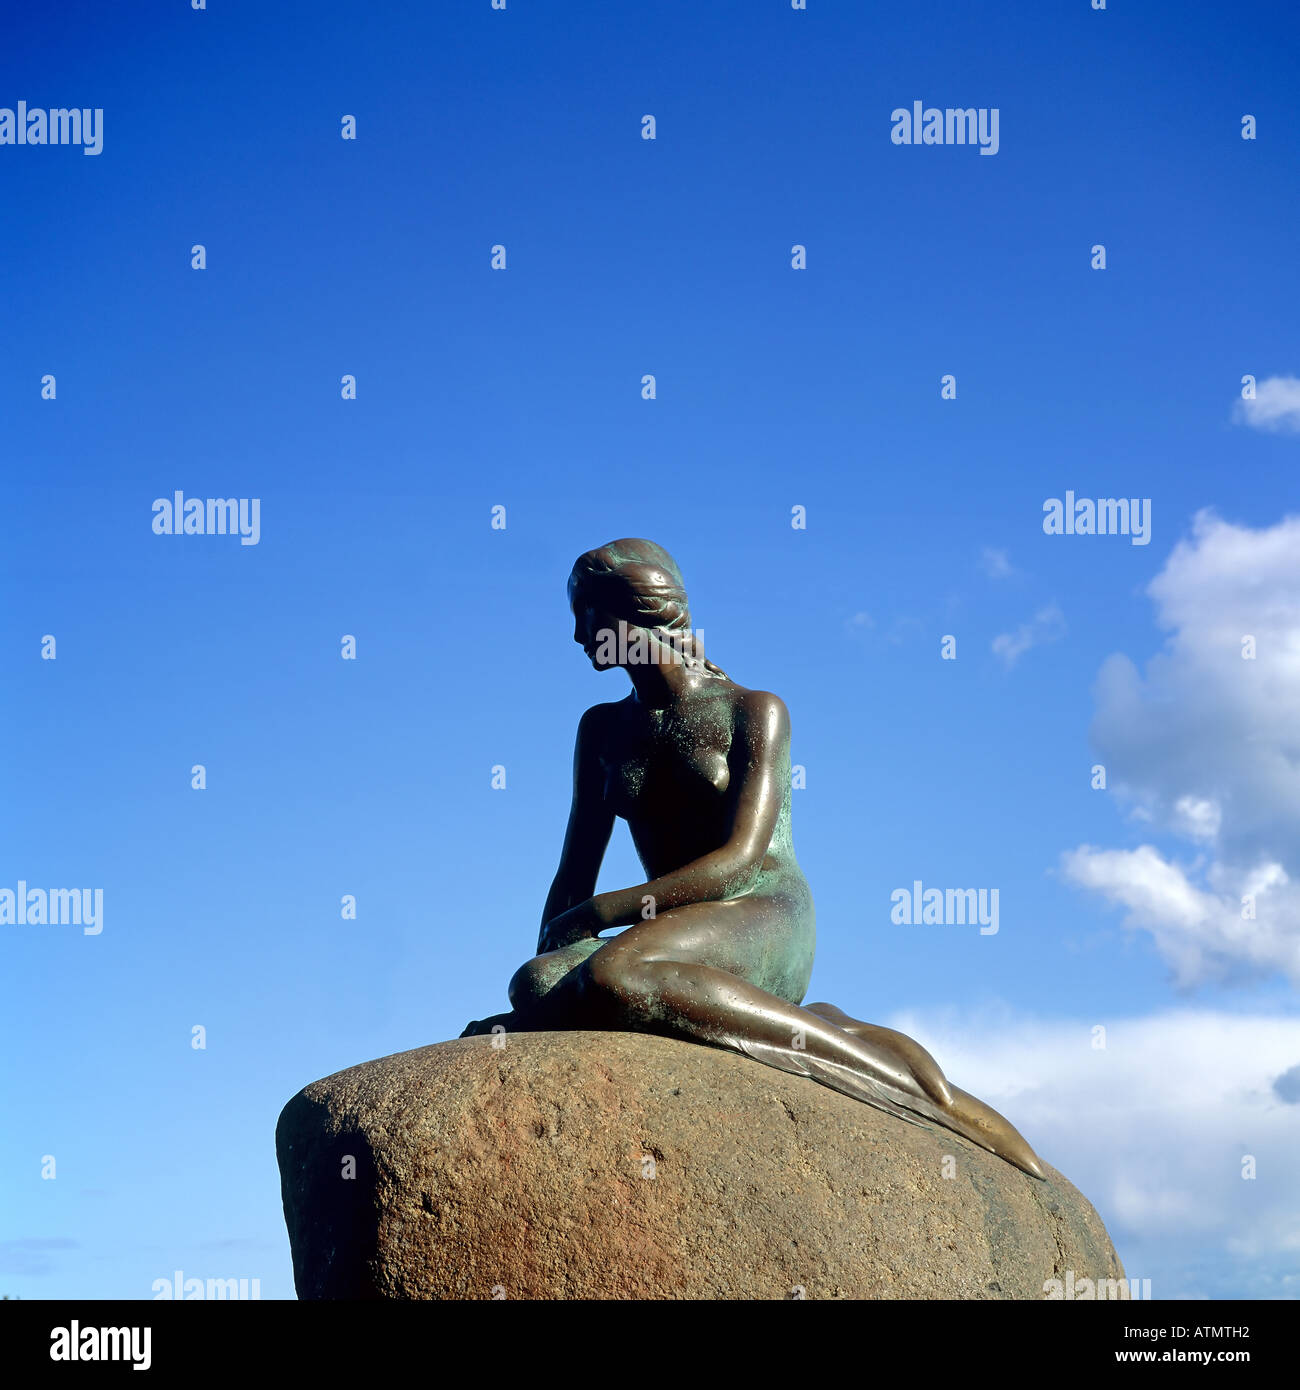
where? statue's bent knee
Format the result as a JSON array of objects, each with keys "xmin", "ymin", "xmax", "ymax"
[
  {"xmin": 581, "ymin": 943, "xmax": 634, "ymax": 997},
  {"xmin": 508, "ymin": 957, "xmax": 546, "ymax": 1011}
]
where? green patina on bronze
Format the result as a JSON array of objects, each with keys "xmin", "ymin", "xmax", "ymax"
[{"xmin": 462, "ymin": 538, "xmax": 1045, "ymax": 1178}]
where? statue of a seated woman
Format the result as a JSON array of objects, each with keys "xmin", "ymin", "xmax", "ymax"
[{"xmin": 462, "ymin": 538, "xmax": 1044, "ymax": 1178}]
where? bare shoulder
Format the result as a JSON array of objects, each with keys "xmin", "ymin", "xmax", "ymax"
[
  {"xmin": 731, "ymin": 686, "xmax": 790, "ymax": 743},
  {"xmin": 576, "ymin": 697, "xmax": 630, "ymax": 742}
]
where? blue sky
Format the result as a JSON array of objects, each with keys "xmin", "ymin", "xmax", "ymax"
[{"xmin": 3, "ymin": 0, "xmax": 1299, "ymax": 1300}]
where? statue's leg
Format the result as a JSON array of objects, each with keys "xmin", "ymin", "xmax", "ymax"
[
  {"xmin": 508, "ymin": 937, "xmax": 605, "ymax": 1020},
  {"xmin": 459, "ymin": 1011, "xmax": 516, "ymax": 1038},
  {"xmin": 459, "ymin": 938, "xmax": 604, "ymax": 1038},
  {"xmin": 570, "ymin": 902, "xmax": 1044, "ymax": 1178},
  {"xmin": 571, "ymin": 899, "xmax": 936, "ymax": 1106}
]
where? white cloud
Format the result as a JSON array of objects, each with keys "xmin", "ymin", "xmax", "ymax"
[
  {"xmin": 1061, "ymin": 845, "xmax": 1297, "ymax": 987},
  {"xmin": 981, "ymin": 547, "xmax": 1014, "ymax": 579},
  {"xmin": 887, "ymin": 1007, "xmax": 1300, "ymax": 1297},
  {"xmin": 992, "ymin": 603, "xmax": 1065, "ymax": 667},
  {"xmin": 1234, "ymin": 375, "xmax": 1300, "ymax": 434},
  {"xmin": 1172, "ymin": 795, "xmax": 1222, "ymax": 842},
  {"xmin": 1064, "ymin": 511, "xmax": 1300, "ymax": 986}
]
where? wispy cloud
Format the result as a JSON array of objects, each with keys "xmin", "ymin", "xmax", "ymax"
[
  {"xmin": 992, "ymin": 604, "xmax": 1065, "ymax": 667},
  {"xmin": 0, "ymin": 1238, "xmax": 79, "ymax": 1278},
  {"xmin": 1234, "ymin": 375, "xmax": 1300, "ymax": 433},
  {"xmin": 980, "ymin": 546, "xmax": 1015, "ymax": 579}
]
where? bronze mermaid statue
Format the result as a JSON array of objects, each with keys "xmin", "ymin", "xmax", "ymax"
[{"xmin": 462, "ymin": 538, "xmax": 1045, "ymax": 1179}]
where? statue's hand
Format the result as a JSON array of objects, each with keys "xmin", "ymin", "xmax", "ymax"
[{"xmin": 537, "ymin": 900, "xmax": 604, "ymax": 954}]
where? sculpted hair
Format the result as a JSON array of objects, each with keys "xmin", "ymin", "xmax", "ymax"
[{"xmin": 569, "ymin": 538, "xmax": 728, "ymax": 678}]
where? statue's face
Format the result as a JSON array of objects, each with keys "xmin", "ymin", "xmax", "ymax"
[{"xmin": 570, "ymin": 584, "xmax": 625, "ymax": 670}]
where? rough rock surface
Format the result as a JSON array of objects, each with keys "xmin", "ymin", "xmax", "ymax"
[{"xmin": 276, "ymin": 1030, "xmax": 1125, "ymax": 1300}]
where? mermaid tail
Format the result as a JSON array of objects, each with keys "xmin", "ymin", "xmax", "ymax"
[
  {"xmin": 730, "ymin": 1001, "xmax": 1046, "ymax": 1179},
  {"xmin": 806, "ymin": 1001, "xmax": 954, "ymax": 1106}
]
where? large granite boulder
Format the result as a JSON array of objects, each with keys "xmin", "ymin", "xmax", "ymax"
[{"xmin": 276, "ymin": 1030, "xmax": 1125, "ymax": 1300}]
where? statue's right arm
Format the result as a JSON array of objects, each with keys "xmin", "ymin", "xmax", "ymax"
[{"xmin": 538, "ymin": 705, "xmax": 615, "ymax": 948}]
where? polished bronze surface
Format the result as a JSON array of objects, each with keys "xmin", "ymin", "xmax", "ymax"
[{"xmin": 462, "ymin": 538, "xmax": 1045, "ymax": 1179}]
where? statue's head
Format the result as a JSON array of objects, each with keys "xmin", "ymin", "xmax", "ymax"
[{"xmin": 568, "ymin": 539, "xmax": 714, "ymax": 674}]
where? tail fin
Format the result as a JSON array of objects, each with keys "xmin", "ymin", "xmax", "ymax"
[{"xmin": 730, "ymin": 1032, "xmax": 1046, "ymax": 1179}]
